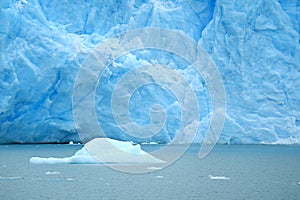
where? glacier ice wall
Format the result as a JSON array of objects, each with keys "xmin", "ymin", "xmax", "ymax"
[
  {"xmin": 0, "ymin": 0, "xmax": 299, "ymax": 144},
  {"xmin": 200, "ymin": 0, "xmax": 300, "ymax": 144}
]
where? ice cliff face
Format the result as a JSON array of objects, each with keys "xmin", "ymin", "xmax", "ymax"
[
  {"xmin": 0, "ymin": 0, "xmax": 299, "ymax": 144},
  {"xmin": 200, "ymin": 0, "xmax": 300, "ymax": 144}
]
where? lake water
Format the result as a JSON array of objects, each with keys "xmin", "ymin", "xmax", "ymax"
[{"xmin": 0, "ymin": 144, "xmax": 299, "ymax": 200}]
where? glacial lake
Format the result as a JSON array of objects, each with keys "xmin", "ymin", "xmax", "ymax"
[{"xmin": 0, "ymin": 144, "xmax": 299, "ymax": 200}]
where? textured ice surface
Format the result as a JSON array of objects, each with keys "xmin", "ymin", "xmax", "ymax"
[{"xmin": 0, "ymin": 0, "xmax": 300, "ymax": 144}]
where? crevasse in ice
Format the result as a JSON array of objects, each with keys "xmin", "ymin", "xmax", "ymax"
[{"xmin": 0, "ymin": 0, "xmax": 299, "ymax": 144}]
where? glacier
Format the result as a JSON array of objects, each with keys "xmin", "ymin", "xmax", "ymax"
[{"xmin": 0, "ymin": 0, "xmax": 299, "ymax": 144}]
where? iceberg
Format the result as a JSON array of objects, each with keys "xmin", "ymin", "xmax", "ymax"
[
  {"xmin": 30, "ymin": 138, "xmax": 165, "ymax": 164},
  {"xmin": 0, "ymin": 0, "xmax": 299, "ymax": 144}
]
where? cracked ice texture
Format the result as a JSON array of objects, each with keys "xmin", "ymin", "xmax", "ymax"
[{"xmin": 0, "ymin": 0, "xmax": 299, "ymax": 144}]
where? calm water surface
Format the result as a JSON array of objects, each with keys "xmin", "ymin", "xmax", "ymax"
[{"xmin": 0, "ymin": 144, "xmax": 299, "ymax": 200}]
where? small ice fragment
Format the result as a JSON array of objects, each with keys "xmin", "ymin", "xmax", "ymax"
[
  {"xmin": 69, "ymin": 141, "xmax": 74, "ymax": 145},
  {"xmin": 209, "ymin": 175, "xmax": 230, "ymax": 180},
  {"xmin": 298, "ymin": 181, "xmax": 300, "ymax": 185},
  {"xmin": 0, "ymin": 176, "xmax": 24, "ymax": 180},
  {"xmin": 155, "ymin": 175, "xmax": 164, "ymax": 179},
  {"xmin": 45, "ymin": 171, "xmax": 60, "ymax": 175},
  {"xmin": 65, "ymin": 178, "xmax": 75, "ymax": 181}
]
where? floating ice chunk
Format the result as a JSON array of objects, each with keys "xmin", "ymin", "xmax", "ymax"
[
  {"xmin": 155, "ymin": 175, "xmax": 164, "ymax": 179},
  {"xmin": 0, "ymin": 176, "xmax": 24, "ymax": 180},
  {"xmin": 67, "ymin": 141, "xmax": 81, "ymax": 145},
  {"xmin": 209, "ymin": 175, "xmax": 230, "ymax": 180},
  {"xmin": 30, "ymin": 138, "xmax": 165, "ymax": 164},
  {"xmin": 45, "ymin": 171, "xmax": 60, "ymax": 175}
]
